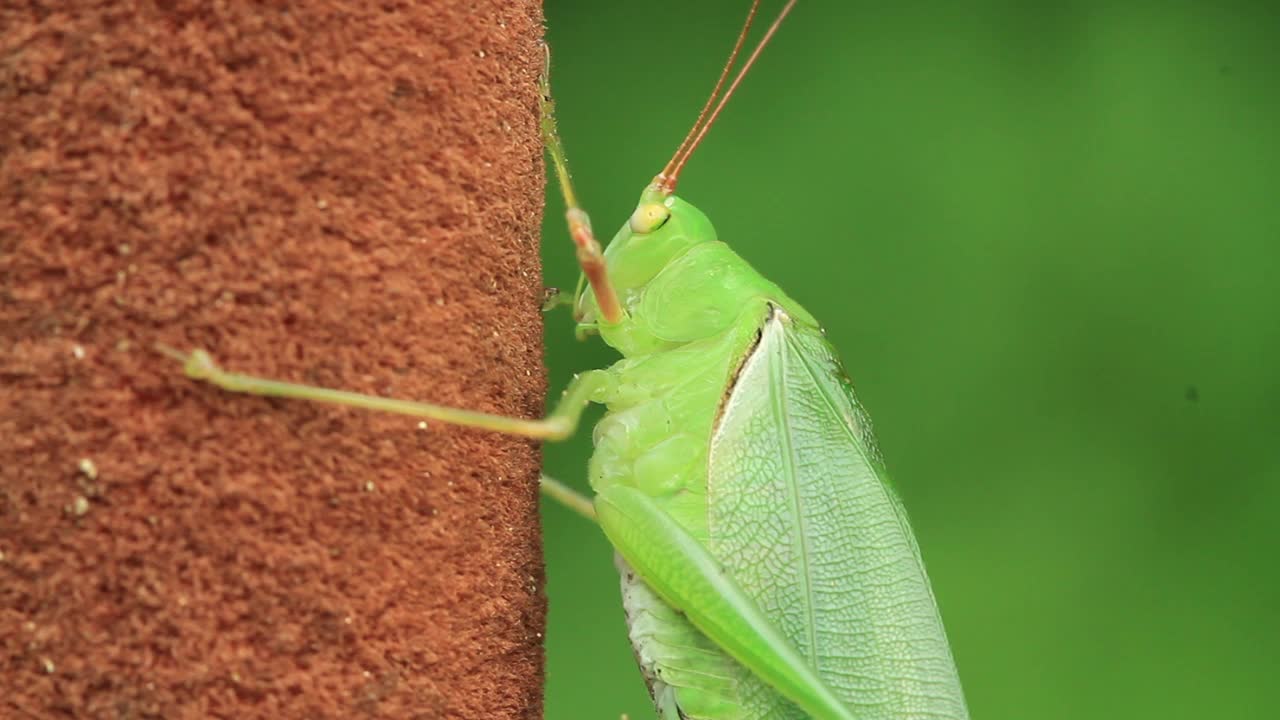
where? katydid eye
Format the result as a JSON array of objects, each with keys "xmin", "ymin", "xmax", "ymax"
[{"xmin": 629, "ymin": 203, "xmax": 670, "ymax": 234}]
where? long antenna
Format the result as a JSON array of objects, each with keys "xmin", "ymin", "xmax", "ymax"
[
  {"xmin": 658, "ymin": 0, "xmax": 762, "ymax": 185},
  {"xmin": 661, "ymin": 0, "xmax": 798, "ymax": 194}
]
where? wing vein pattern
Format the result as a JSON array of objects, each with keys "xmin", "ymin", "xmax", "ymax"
[
  {"xmin": 706, "ymin": 308, "xmax": 969, "ymax": 720},
  {"xmin": 768, "ymin": 327, "xmax": 822, "ymax": 679}
]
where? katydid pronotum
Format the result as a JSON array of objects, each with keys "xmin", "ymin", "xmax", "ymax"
[{"xmin": 163, "ymin": 1, "xmax": 969, "ymax": 717}]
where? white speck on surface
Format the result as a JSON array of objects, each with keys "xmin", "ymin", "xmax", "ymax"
[
  {"xmin": 70, "ymin": 496, "xmax": 90, "ymax": 516},
  {"xmin": 71, "ymin": 344, "xmax": 85, "ymax": 360},
  {"xmin": 364, "ymin": 481, "xmax": 375, "ymax": 492},
  {"xmin": 40, "ymin": 658, "xmax": 54, "ymax": 674},
  {"xmin": 417, "ymin": 421, "xmax": 428, "ymax": 430},
  {"xmin": 477, "ymin": 49, "xmax": 486, "ymax": 58},
  {"xmin": 77, "ymin": 457, "xmax": 98, "ymax": 480},
  {"xmin": 316, "ymin": 198, "xmax": 328, "ymax": 209}
]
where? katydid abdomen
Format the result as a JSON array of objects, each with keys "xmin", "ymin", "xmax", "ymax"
[{"xmin": 580, "ymin": 197, "xmax": 967, "ymax": 719}]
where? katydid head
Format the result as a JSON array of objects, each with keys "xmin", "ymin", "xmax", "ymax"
[
  {"xmin": 572, "ymin": 186, "xmax": 716, "ymax": 330},
  {"xmin": 572, "ymin": 0, "xmax": 797, "ymax": 335}
]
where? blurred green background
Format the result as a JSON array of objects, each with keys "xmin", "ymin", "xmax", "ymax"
[{"xmin": 537, "ymin": 1, "xmax": 1279, "ymax": 718}]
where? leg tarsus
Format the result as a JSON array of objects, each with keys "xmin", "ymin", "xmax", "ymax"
[
  {"xmin": 541, "ymin": 287, "xmax": 575, "ymax": 312},
  {"xmin": 155, "ymin": 343, "xmax": 218, "ymax": 381}
]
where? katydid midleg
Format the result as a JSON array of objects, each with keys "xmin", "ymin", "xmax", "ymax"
[{"xmin": 164, "ymin": 1, "xmax": 969, "ymax": 718}]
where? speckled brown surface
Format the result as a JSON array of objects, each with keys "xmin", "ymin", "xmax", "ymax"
[{"xmin": 1, "ymin": 2, "xmax": 546, "ymax": 718}]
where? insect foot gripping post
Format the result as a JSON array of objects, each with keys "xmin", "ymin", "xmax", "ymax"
[{"xmin": 164, "ymin": 1, "xmax": 969, "ymax": 718}]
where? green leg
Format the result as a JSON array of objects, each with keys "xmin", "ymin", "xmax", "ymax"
[
  {"xmin": 539, "ymin": 44, "xmax": 623, "ymax": 325},
  {"xmin": 594, "ymin": 485, "xmax": 856, "ymax": 720},
  {"xmin": 159, "ymin": 345, "xmax": 613, "ymax": 442},
  {"xmin": 539, "ymin": 474, "xmax": 596, "ymax": 522}
]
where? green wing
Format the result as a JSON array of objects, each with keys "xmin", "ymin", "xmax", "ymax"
[
  {"xmin": 597, "ymin": 484, "xmax": 857, "ymax": 720},
  {"xmin": 706, "ymin": 307, "xmax": 969, "ymax": 720}
]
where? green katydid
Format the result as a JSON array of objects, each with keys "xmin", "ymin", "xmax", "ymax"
[{"xmin": 162, "ymin": 1, "xmax": 969, "ymax": 717}]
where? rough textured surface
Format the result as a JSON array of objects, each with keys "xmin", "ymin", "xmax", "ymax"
[{"xmin": 1, "ymin": 2, "xmax": 546, "ymax": 718}]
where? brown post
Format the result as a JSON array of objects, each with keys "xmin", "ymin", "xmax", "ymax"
[{"xmin": 1, "ymin": 3, "xmax": 547, "ymax": 718}]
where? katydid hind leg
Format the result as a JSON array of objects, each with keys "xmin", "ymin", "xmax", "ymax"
[
  {"xmin": 539, "ymin": 474, "xmax": 597, "ymax": 522},
  {"xmin": 159, "ymin": 344, "xmax": 612, "ymax": 442},
  {"xmin": 594, "ymin": 485, "xmax": 857, "ymax": 720}
]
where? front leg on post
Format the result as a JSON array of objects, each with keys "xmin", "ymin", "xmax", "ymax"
[{"xmin": 538, "ymin": 44, "xmax": 624, "ymax": 325}]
